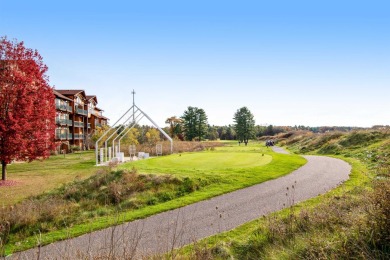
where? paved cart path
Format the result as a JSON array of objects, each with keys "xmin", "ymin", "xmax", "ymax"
[{"xmin": 14, "ymin": 148, "xmax": 351, "ymax": 259}]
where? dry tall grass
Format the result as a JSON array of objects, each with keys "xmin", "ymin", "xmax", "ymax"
[{"xmin": 120, "ymin": 141, "xmax": 223, "ymax": 156}]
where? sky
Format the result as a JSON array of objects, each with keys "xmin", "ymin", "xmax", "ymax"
[{"xmin": 1, "ymin": 0, "xmax": 389, "ymax": 127}]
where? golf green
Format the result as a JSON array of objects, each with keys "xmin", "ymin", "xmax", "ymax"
[{"xmin": 122, "ymin": 151, "xmax": 272, "ymax": 174}]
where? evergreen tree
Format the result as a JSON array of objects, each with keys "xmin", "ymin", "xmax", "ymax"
[
  {"xmin": 181, "ymin": 106, "xmax": 208, "ymax": 141},
  {"xmin": 233, "ymin": 107, "xmax": 255, "ymax": 146}
]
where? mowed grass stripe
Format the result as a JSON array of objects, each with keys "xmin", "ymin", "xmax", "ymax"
[{"xmin": 122, "ymin": 152, "xmax": 272, "ymax": 174}]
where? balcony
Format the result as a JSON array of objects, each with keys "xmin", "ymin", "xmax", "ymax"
[
  {"xmin": 74, "ymin": 121, "xmax": 84, "ymax": 127},
  {"xmin": 76, "ymin": 107, "xmax": 88, "ymax": 116},
  {"xmin": 56, "ymin": 118, "xmax": 67, "ymax": 125},
  {"xmin": 66, "ymin": 119, "xmax": 73, "ymax": 126},
  {"xmin": 55, "ymin": 133, "xmax": 68, "ymax": 140},
  {"xmin": 96, "ymin": 123, "xmax": 102, "ymax": 128},
  {"xmin": 74, "ymin": 134, "xmax": 84, "ymax": 139},
  {"xmin": 66, "ymin": 105, "xmax": 72, "ymax": 112},
  {"xmin": 55, "ymin": 104, "xmax": 67, "ymax": 112},
  {"xmin": 68, "ymin": 133, "xmax": 73, "ymax": 139}
]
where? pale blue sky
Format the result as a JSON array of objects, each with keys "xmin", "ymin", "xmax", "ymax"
[{"xmin": 1, "ymin": 0, "xmax": 389, "ymax": 127}]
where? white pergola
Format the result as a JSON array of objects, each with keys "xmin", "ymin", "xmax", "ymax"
[{"xmin": 95, "ymin": 90, "xmax": 172, "ymax": 166}]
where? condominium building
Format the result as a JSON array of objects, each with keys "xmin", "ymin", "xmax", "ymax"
[
  {"xmin": 86, "ymin": 94, "xmax": 109, "ymax": 139},
  {"xmin": 54, "ymin": 90, "xmax": 108, "ymax": 152}
]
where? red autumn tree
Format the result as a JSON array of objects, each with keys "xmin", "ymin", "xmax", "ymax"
[{"xmin": 0, "ymin": 36, "xmax": 56, "ymax": 181}]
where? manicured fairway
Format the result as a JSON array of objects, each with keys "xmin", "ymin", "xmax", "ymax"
[
  {"xmin": 122, "ymin": 151, "xmax": 272, "ymax": 175},
  {"xmin": 119, "ymin": 144, "xmax": 306, "ymax": 191}
]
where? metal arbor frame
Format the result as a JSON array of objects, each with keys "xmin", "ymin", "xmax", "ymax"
[{"xmin": 95, "ymin": 103, "xmax": 173, "ymax": 166}]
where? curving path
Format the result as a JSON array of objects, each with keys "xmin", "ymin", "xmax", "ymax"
[{"xmin": 13, "ymin": 147, "xmax": 351, "ymax": 259}]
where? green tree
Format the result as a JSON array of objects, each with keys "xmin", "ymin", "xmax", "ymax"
[
  {"xmin": 226, "ymin": 125, "xmax": 236, "ymax": 140},
  {"xmin": 181, "ymin": 106, "xmax": 208, "ymax": 141},
  {"xmin": 165, "ymin": 116, "xmax": 183, "ymax": 139},
  {"xmin": 121, "ymin": 128, "xmax": 140, "ymax": 145},
  {"xmin": 265, "ymin": 124, "xmax": 274, "ymax": 136},
  {"xmin": 233, "ymin": 107, "xmax": 255, "ymax": 146},
  {"xmin": 145, "ymin": 128, "xmax": 160, "ymax": 154},
  {"xmin": 207, "ymin": 125, "xmax": 219, "ymax": 140},
  {"xmin": 91, "ymin": 125, "xmax": 111, "ymax": 144}
]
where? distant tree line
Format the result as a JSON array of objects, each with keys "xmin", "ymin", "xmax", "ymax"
[
  {"xmin": 94, "ymin": 106, "xmax": 374, "ymax": 146},
  {"xmin": 161, "ymin": 106, "xmax": 371, "ymax": 142}
]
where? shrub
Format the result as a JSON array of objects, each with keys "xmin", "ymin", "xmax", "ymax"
[
  {"xmin": 156, "ymin": 191, "xmax": 174, "ymax": 202},
  {"xmin": 70, "ymin": 145, "xmax": 81, "ymax": 153},
  {"xmin": 146, "ymin": 195, "xmax": 158, "ymax": 205},
  {"xmin": 108, "ymin": 182, "xmax": 124, "ymax": 204},
  {"xmin": 317, "ymin": 141, "xmax": 342, "ymax": 154},
  {"xmin": 176, "ymin": 177, "xmax": 196, "ymax": 196}
]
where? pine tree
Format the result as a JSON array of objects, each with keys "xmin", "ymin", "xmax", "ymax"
[
  {"xmin": 233, "ymin": 107, "xmax": 255, "ymax": 146},
  {"xmin": 181, "ymin": 106, "xmax": 208, "ymax": 141}
]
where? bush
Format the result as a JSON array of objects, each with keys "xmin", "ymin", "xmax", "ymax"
[
  {"xmin": 70, "ymin": 145, "xmax": 81, "ymax": 153},
  {"xmin": 176, "ymin": 177, "xmax": 196, "ymax": 196},
  {"xmin": 317, "ymin": 142, "xmax": 342, "ymax": 154}
]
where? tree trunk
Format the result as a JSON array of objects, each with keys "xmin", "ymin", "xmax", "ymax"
[{"xmin": 1, "ymin": 160, "xmax": 6, "ymax": 181}]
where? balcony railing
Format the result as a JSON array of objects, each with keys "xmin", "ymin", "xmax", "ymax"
[
  {"xmin": 66, "ymin": 105, "xmax": 72, "ymax": 112},
  {"xmin": 96, "ymin": 123, "xmax": 102, "ymax": 128},
  {"xmin": 55, "ymin": 133, "xmax": 84, "ymax": 140},
  {"xmin": 74, "ymin": 134, "xmax": 84, "ymax": 139},
  {"xmin": 74, "ymin": 121, "xmax": 84, "ymax": 127},
  {"xmin": 76, "ymin": 107, "xmax": 88, "ymax": 116},
  {"xmin": 56, "ymin": 118, "xmax": 68, "ymax": 125},
  {"xmin": 55, "ymin": 104, "xmax": 68, "ymax": 112},
  {"xmin": 87, "ymin": 123, "xmax": 91, "ymax": 128},
  {"xmin": 66, "ymin": 119, "xmax": 73, "ymax": 126},
  {"xmin": 55, "ymin": 133, "xmax": 68, "ymax": 140}
]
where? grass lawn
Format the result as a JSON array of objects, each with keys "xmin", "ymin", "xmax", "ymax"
[
  {"xmin": 120, "ymin": 151, "xmax": 272, "ymax": 174},
  {"xmin": 119, "ymin": 143, "xmax": 304, "ymax": 194},
  {"xmin": 0, "ymin": 151, "xmax": 97, "ymax": 206},
  {"xmin": 2, "ymin": 141, "xmax": 306, "ymax": 254},
  {"xmin": 169, "ymin": 131, "xmax": 390, "ymax": 259}
]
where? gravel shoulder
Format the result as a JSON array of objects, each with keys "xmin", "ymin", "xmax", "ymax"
[{"xmin": 13, "ymin": 147, "xmax": 351, "ymax": 259}]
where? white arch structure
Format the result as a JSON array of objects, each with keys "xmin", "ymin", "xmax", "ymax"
[{"xmin": 95, "ymin": 103, "xmax": 173, "ymax": 166}]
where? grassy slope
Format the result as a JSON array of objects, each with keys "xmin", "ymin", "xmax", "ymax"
[
  {"xmin": 3, "ymin": 142, "xmax": 306, "ymax": 254},
  {"xmin": 171, "ymin": 131, "xmax": 389, "ymax": 259},
  {"xmin": 172, "ymin": 156, "xmax": 368, "ymax": 258},
  {"xmin": 0, "ymin": 152, "xmax": 96, "ymax": 206}
]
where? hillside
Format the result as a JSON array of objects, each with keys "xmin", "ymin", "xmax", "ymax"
[{"xmin": 172, "ymin": 129, "xmax": 389, "ymax": 259}]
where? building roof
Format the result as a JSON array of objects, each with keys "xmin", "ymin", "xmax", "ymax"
[
  {"xmin": 86, "ymin": 95, "xmax": 98, "ymax": 104},
  {"xmin": 95, "ymin": 107, "xmax": 104, "ymax": 111},
  {"xmin": 53, "ymin": 90, "xmax": 72, "ymax": 101},
  {"xmin": 56, "ymin": 89, "xmax": 86, "ymax": 99}
]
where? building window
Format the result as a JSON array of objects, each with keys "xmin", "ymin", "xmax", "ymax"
[{"xmin": 75, "ymin": 96, "xmax": 83, "ymax": 106}]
